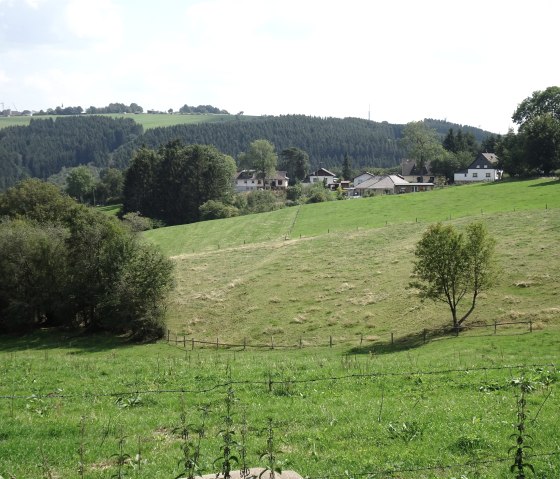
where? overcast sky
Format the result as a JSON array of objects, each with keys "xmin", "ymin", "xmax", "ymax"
[{"xmin": 1, "ymin": 0, "xmax": 558, "ymax": 133}]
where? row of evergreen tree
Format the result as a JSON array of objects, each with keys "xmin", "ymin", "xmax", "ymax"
[{"xmin": 0, "ymin": 116, "xmax": 142, "ymax": 190}]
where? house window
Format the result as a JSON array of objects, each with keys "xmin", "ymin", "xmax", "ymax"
[
  {"xmin": 244, "ymin": 180, "xmax": 247, "ymax": 184},
  {"xmin": 473, "ymin": 173, "xmax": 478, "ymax": 178},
  {"xmin": 251, "ymin": 180, "xmax": 255, "ymax": 184},
  {"xmin": 484, "ymin": 165, "xmax": 488, "ymax": 168},
  {"xmin": 464, "ymin": 173, "xmax": 467, "ymax": 177},
  {"xmin": 486, "ymin": 173, "xmax": 491, "ymax": 178},
  {"xmin": 476, "ymin": 165, "xmax": 480, "ymax": 168}
]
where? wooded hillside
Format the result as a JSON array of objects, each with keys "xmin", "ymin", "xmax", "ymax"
[{"xmin": 0, "ymin": 114, "xmax": 494, "ymax": 191}]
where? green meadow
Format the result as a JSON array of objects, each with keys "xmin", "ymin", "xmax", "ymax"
[
  {"xmin": 0, "ymin": 113, "xmax": 252, "ymax": 130},
  {"xmin": 1, "ymin": 179, "xmax": 559, "ymax": 477}
]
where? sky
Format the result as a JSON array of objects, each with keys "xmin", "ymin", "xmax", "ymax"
[{"xmin": 0, "ymin": 0, "xmax": 558, "ymax": 134}]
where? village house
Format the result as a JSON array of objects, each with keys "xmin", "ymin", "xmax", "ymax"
[
  {"xmin": 234, "ymin": 170, "xmax": 289, "ymax": 192},
  {"xmin": 306, "ymin": 167, "xmax": 338, "ymax": 187},
  {"xmin": 352, "ymin": 174, "xmax": 434, "ymax": 196},
  {"xmin": 401, "ymin": 159, "xmax": 435, "ymax": 183},
  {"xmin": 453, "ymin": 153, "xmax": 502, "ymax": 183}
]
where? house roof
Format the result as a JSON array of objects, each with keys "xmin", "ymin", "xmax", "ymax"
[
  {"xmin": 235, "ymin": 170, "xmax": 288, "ymax": 181},
  {"xmin": 467, "ymin": 153, "xmax": 499, "ymax": 170},
  {"xmin": 401, "ymin": 159, "xmax": 433, "ymax": 176},
  {"xmin": 310, "ymin": 167, "xmax": 336, "ymax": 177},
  {"xmin": 354, "ymin": 175, "xmax": 411, "ymax": 190}
]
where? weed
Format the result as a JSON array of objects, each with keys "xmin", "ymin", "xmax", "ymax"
[
  {"xmin": 510, "ymin": 386, "xmax": 534, "ymax": 479},
  {"xmin": 214, "ymin": 383, "xmax": 239, "ymax": 479},
  {"xmin": 111, "ymin": 428, "xmax": 131, "ymax": 479},
  {"xmin": 259, "ymin": 418, "xmax": 282, "ymax": 479},
  {"xmin": 387, "ymin": 421, "xmax": 423, "ymax": 442}
]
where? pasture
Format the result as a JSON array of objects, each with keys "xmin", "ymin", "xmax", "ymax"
[
  {"xmin": 0, "ymin": 328, "xmax": 559, "ymax": 478},
  {"xmin": 0, "ymin": 178, "xmax": 559, "ymax": 477},
  {"xmin": 0, "ymin": 113, "xmax": 252, "ymax": 131}
]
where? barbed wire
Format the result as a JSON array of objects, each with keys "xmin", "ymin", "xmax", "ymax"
[
  {"xmin": 0, "ymin": 362, "xmax": 556, "ymax": 401},
  {"xmin": 307, "ymin": 450, "xmax": 560, "ymax": 479}
]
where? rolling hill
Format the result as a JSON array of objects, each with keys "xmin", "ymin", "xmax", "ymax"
[{"xmin": 142, "ymin": 179, "xmax": 560, "ymax": 343}]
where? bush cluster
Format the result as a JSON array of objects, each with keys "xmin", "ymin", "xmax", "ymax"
[{"xmin": 0, "ymin": 180, "xmax": 174, "ymax": 339}]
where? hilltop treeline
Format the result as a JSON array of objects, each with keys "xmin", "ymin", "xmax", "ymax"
[
  {"xmin": 0, "ymin": 116, "xmax": 142, "ymax": 190},
  {"xmin": 112, "ymin": 115, "xmax": 409, "ymax": 170},
  {"xmin": 0, "ymin": 114, "xmax": 495, "ymax": 191}
]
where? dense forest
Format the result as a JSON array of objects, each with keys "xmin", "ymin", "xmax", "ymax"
[
  {"xmin": 0, "ymin": 114, "xmax": 494, "ymax": 191},
  {"xmin": 0, "ymin": 116, "xmax": 142, "ymax": 190}
]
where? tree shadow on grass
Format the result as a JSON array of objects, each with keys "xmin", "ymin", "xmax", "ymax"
[
  {"xmin": 0, "ymin": 329, "xmax": 142, "ymax": 353},
  {"xmin": 348, "ymin": 327, "xmax": 455, "ymax": 355},
  {"xmin": 528, "ymin": 178, "xmax": 560, "ymax": 187}
]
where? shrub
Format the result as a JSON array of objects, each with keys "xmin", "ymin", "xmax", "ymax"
[{"xmin": 199, "ymin": 200, "xmax": 240, "ymax": 220}]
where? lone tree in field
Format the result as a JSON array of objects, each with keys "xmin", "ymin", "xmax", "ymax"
[{"xmin": 411, "ymin": 222, "xmax": 497, "ymax": 330}]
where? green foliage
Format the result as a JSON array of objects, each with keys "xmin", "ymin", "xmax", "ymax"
[
  {"xmin": 412, "ymin": 222, "xmax": 497, "ymax": 329},
  {"xmin": 0, "ymin": 179, "xmax": 174, "ymax": 338},
  {"xmin": 280, "ymin": 147, "xmax": 310, "ymax": 184},
  {"xmin": 245, "ymin": 190, "xmax": 284, "ymax": 213},
  {"xmin": 242, "ymin": 139, "xmax": 278, "ymax": 186},
  {"xmin": 65, "ymin": 165, "xmax": 95, "ymax": 203},
  {"xmin": 122, "ymin": 141, "xmax": 237, "ymax": 225},
  {"xmin": 0, "ymin": 116, "xmax": 142, "ymax": 191},
  {"xmin": 401, "ymin": 121, "xmax": 448, "ymax": 169},
  {"xmin": 501, "ymin": 86, "xmax": 560, "ymax": 175},
  {"xmin": 303, "ymin": 182, "xmax": 335, "ymax": 203},
  {"xmin": 199, "ymin": 200, "xmax": 240, "ymax": 221}
]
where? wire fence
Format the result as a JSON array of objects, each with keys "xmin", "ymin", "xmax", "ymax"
[
  {"xmin": 1, "ymin": 351, "xmax": 558, "ymax": 476},
  {"xmin": 165, "ymin": 319, "xmax": 535, "ymax": 351}
]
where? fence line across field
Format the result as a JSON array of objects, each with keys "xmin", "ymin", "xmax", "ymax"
[
  {"xmin": 166, "ymin": 319, "xmax": 534, "ymax": 351},
  {"xmin": 1, "ymin": 362, "xmax": 555, "ymax": 401}
]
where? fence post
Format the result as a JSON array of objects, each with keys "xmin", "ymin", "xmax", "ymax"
[
  {"xmin": 423, "ymin": 329, "xmax": 427, "ymax": 344},
  {"xmin": 183, "ymin": 336, "xmax": 186, "ymax": 348},
  {"xmin": 494, "ymin": 321, "xmax": 497, "ymax": 334},
  {"xmin": 360, "ymin": 334, "xmax": 363, "ymax": 346},
  {"xmin": 391, "ymin": 332, "xmax": 394, "ymax": 345},
  {"xmin": 243, "ymin": 337, "xmax": 247, "ymax": 351},
  {"xmin": 216, "ymin": 338, "xmax": 219, "ymax": 350},
  {"xmin": 167, "ymin": 330, "xmax": 170, "ymax": 343},
  {"xmin": 191, "ymin": 338, "xmax": 195, "ymax": 350},
  {"xmin": 329, "ymin": 335, "xmax": 333, "ymax": 348},
  {"xmin": 299, "ymin": 337, "xmax": 302, "ymax": 349},
  {"xmin": 270, "ymin": 336, "xmax": 274, "ymax": 350},
  {"xmin": 529, "ymin": 320, "xmax": 533, "ymax": 333}
]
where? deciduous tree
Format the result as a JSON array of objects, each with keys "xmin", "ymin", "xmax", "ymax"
[{"xmin": 411, "ymin": 222, "xmax": 497, "ymax": 330}]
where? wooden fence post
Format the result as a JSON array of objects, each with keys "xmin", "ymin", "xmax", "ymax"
[
  {"xmin": 529, "ymin": 320, "xmax": 533, "ymax": 333},
  {"xmin": 329, "ymin": 335, "xmax": 333, "ymax": 348},
  {"xmin": 423, "ymin": 329, "xmax": 427, "ymax": 344},
  {"xmin": 360, "ymin": 334, "xmax": 363, "ymax": 346},
  {"xmin": 391, "ymin": 332, "xmax": 394, "ymax": 345},
  {"xmin": 270, "ymin": 336, "xmax": 274, "ymax": 350},
  {"xmin": 191, "ymin": 338, "xmax": 195, "ymax": 350},
  {"xmin": 167, "ymin": 330, "xmax": 170, "ymax": 343},
  {"xmin": 216, "ymin": 338, "xmax": 219, "ymax": 349},
  {"xmin": 494, "ymin": 321, "xmax": 497, "ymax": 334},
  {"xmin": 243, "ymin": 337, "xmax": 247, "ymax": 351},
  {"xmin": 299, "ymin": 337, "xmax": 303, "ymax": 349}
]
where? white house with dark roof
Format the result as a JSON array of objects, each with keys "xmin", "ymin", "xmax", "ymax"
[
  {"xmin": 306, "ymin": 167, "xmax": 338, "ymax": 187},
  {"xmin": 235, "ymin": 170, "xmax": 289, "ymax": 192},
  {"xmin": 453, "ymin": 153, "xmax": 502, "ymax": 183}
]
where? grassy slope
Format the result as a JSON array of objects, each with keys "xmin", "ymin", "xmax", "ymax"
[
  {"xmin": 0, "ymin": 179, "xmax": 559, "ymax": 477},
  {"xmin": 142, "ymin": 179, "xmax": 560, "ymax": 343}
]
